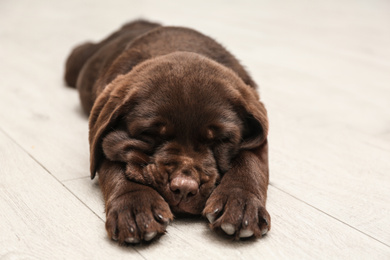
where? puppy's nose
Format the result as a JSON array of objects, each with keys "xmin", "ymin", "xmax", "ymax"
[{"xmin": 170, "ymin": 176, "xmax": 199, "ymax": 199}]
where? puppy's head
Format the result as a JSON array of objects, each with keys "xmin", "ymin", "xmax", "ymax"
[{"xmin": 90, "ymin": 52, "xmax": 268, "ymax": 214}]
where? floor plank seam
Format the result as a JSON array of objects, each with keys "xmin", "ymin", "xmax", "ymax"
[
  {"xmin": 62, "ymin": 176, "xmax": 91, "ymax": 183},
  {"xmin": 269, "ymin": 183, "xmax": 390, "ymax": 248},
  {"xmin": 0, "ymin": 127, "xmax": 105, "ymax": 223},
  {"xmin": 0, "ymin": 127, "xmax": 209, "ymax": 257}
]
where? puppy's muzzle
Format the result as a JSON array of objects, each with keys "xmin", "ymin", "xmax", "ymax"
[{"xmin": 170, "ymin": 175, "xmax": 199, "ymax": 200}]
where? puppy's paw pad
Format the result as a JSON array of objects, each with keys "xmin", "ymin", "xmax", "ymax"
[
  {"xmin": 125, "ymin": 237, "xmax": 140, "ymax": 244},
  {"xmin": 144, "ymin": 231, "xmax": 157, "ymax": 241},
  {"xmin": 206, "ymin": 213, "xmax": 215, "ymax": 223},
  {"xmin": 239, "ymin": 229, "xmax": 254, "ymax": 238},
  {"xmin": 221, "ymin": 223, "xmax": 235, "ymax": 235},
  {"xmin": 206, "ymin": 208, "xmax": 220, "ymax": 223}
]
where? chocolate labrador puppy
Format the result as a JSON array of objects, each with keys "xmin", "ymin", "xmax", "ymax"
[{"xmin": 65, "ymin": 20, "xmax": 270, "ymax": 244}]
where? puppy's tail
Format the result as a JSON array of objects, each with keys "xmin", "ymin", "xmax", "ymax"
[{"xmin": 64, "ymin": 41, "xmax": 99, "ymax": 88}]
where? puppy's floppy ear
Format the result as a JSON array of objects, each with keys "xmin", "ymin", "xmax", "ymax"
[
  {"xmin": 232, "ymin": 85, "xmax": 269, "ymax": 150},
  {"xmin": 239, "ymin": 99, "xmax": 268, "ymax": 150},
  {"xmin": 88, "ymin": 75, "xmax": 139, "ymax": 179}
]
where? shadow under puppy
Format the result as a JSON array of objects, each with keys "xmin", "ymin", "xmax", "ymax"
[{"xmin": 64, "ymin": 20, "xmax": 270, "ymax": 244}]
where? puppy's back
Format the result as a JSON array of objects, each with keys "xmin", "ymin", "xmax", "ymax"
[
  {"xmin": 65, "ymin": 20, "xmax": 160, "ymax": 113},
  {"xmin": 65, "ymin": 20, "xmax": 256, "ymax": 115}
]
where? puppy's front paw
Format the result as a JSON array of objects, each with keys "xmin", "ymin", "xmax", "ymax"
[
  {"xmin": 203, "ymin": 187, "xmax": 270, "ymax": 239},
  {"xmin": 105, "ymin": 188, "xmax": 173, "ymax": 244}
]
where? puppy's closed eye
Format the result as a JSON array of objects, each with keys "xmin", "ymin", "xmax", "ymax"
[{"xmin": 127, "ymin": 119, "xmax": 174, "ymax": 144}]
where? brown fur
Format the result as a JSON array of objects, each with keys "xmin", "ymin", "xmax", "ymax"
[{"xmin": 65, "ymin": 20, "xmax": 270, "ymax": 244}]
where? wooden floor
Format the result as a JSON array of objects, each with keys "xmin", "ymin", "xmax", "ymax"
[{"xmin": 1, "ymin": 0, "xmax": 389, "ymax": 259}]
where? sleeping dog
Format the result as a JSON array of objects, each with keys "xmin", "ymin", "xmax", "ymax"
[{"xmin": 65, "ymin": 20, "xmax": 270, "ymax": 244}]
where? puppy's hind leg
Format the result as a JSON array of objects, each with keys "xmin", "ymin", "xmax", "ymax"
[{"xmin": 64, "ymin": 42, "xmax": 99, "ymax": 88}]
